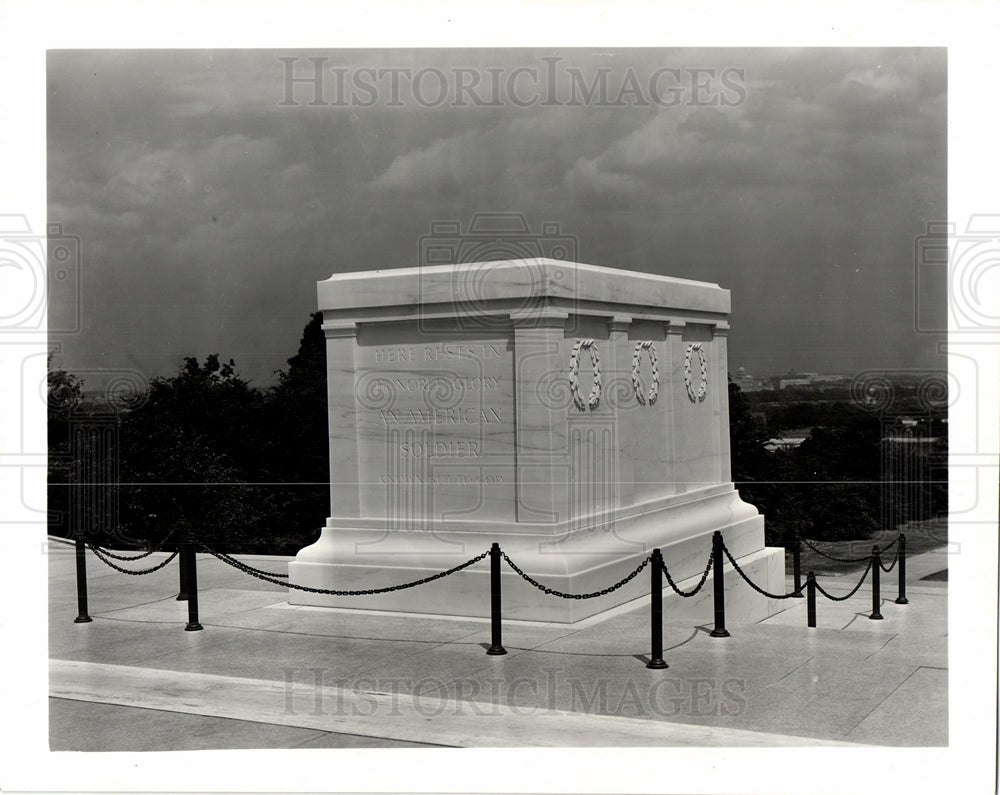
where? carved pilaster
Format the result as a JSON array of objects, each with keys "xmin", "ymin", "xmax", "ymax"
[
  {"xmin": 510, "ymin": 309, "xmax": 570, "ymax": 523},
  {"xmin": 323, "ymin": 321, "xmax": 360, "ymax": 517}
]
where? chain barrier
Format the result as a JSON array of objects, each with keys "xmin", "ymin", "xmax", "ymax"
[
  {"xmin": 88, "ymin": 544, "xmax": 179, "ymax": 576},
  {"xmin": 88, "ymin": 528, "xmax": 177, "ymax": 561},
  {"xmin": 721, "ymin": 543, "xmax": 801, "ymax": 600},
  {"xmin": 878, "ymin": 547, "xmax": 900, "ymax": 573},
  {"xmin": 197, "ymin": 539, "xmax": 489, "ymax": 595},
  {"xmin": 879, "ymin": 536, "xmax": 899, "ymax": 555},
  {"xmin": 204, "ymin": 548, "xmax": 289, "ymax": 578},
  {"xmin": 661, "ymin": 553, "xmax": 713, "ymax": 597},
  {"xmin": 812, "ymin": 559, "xmax": 874, "ymax": 602},
  {"xmin": 501, "ymin": 551, "xmax": 650, "ymax": 599},
  {"xmin": 800, "ymin": 537, "xmax": 872, "ymax": 564}
]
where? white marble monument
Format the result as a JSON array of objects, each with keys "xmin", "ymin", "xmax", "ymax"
[{"xmin": 289, "ymin": 259, "xmax": 784, "ymax": 622}]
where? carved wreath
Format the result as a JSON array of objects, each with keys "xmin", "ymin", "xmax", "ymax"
[
  {"xmin": 631, "ymin": 341, "xmax": 659, "ymax": 405},
  {"xmin": 569, "ymin": 339, "xmax": 601, "ymax": 410},
  {"xmin": 684, "ymin": 342, "xmax": 708, "ymax": 403}
]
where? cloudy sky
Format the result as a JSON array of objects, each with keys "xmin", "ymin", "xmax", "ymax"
[{"xmin": 47, "ymin": 48, "xmax": 946, "ymax": 388}]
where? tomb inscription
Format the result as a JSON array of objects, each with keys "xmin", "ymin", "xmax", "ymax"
[{"xmin": 356, "ymin": 323, "xmax": 516, "ymax": 522}]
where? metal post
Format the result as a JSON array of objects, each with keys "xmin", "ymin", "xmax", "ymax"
[
  {"xmin": 791, "ymin": 531, "xmax": 803, "ymax": 597},
  {"xmin": 73, "ymin": 537, "xmax": 93, "ymax": 623},
  {"xmin": 176, "ymin": 542, "xmax": 189, "ymax": 601},
  {"xmin": 184, "ymin": 537, "xmax": 203, "ymax": 631},
  {"xmin": 895, "ymin": 533, "xmax": 909, "ymax": 604},
  {"xmin": 647, "ymin": 549, "xmax": 668, "ymax": 669},
  {"xmin": 869, "ymin": 544, "xmax": 883, "ymax": 620},
  {"xmin": 806, "ymin": 572, "xmax": 817, "ymax": 627},
  {"xmin": 709, "ymin": 531, "xmax": 730, "ymax": 638},
  {"xmin": 486, "ymin": 543, "xmax": 506, "ymax": 655}
]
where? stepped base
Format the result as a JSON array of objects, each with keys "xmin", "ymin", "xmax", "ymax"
[{"xmin": 288, "ymin": 487, "xmax": 785, "ymax": 624}]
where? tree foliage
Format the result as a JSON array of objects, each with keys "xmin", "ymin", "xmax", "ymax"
[
  {"xmin": 729, "ymin": 378, "xmax": 947, "ymax": 545},
  {"xmin": 49, "ymin": 316, "xmax": 329, "ymax": 554},
  {"xmin": 47, "ymin": 353, "xmax": 85, "ymax": 539},
  {"xmin": 49, "ymin": 333, "xmax": 946, "ymax": 554}
]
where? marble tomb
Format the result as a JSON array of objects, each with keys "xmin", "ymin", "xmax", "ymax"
[{"xmin": 289, "ymin": 259, "xmax": 784, "ymax": 622}]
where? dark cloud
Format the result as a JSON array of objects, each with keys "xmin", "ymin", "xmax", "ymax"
[{"xmin": 47, "ymin": 48, "xmax": 946, "ymax": 386}]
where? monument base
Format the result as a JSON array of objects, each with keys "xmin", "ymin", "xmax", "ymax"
[{"xmin": 288, "ymin": 485, "xmax": 785, "ymax": 624}]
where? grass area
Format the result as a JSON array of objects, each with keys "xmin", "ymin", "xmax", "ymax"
[{"xmin": 784, "ymin": 516, "xmax": 948, "ymax": 578}]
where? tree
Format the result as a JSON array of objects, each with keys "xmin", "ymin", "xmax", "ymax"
[
  {"xmin": 111, "ymin": 314, "xmax": 330, "ymax": 555},
  {"xmin": 47, "ymin": 352, "xmax": 84, "ymax": 540},
  {"xmin": 258, "ymin": 312, "xmax": 329, "ymax": 550},
  {"xmin": 728, "ymin": 379, "xmax": 770, "ymax": 485},
  {"xmin": 729, "ymin": 380, "xmax": 896, "ymax": 544},
  {"xmin": 119, "ymin": 354, "xmax": 267, "ymax": 551},
  {"xmin": 262, "ymin": 312, "xmax": 328, "ymax": 485},
  {"xmin": 729, "ymin": 379, "xmax": 811, "ymax": 545}
]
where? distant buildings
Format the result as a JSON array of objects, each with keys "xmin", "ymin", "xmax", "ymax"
[
  {"xmin": 733, "ymin": 365, "xmax": 848, "ymax": 392},
  {"xmin": 733, "ymin": 366, "xmax": 773, "ymax": 393},
  {"xmin": 882, "ymin": 415, "xmax": 943, "ymax": 443},
  {"xmin": 777, "ymin": 368, "xmax": 847, "ymax": 390},
  {"xmin": 765, "ymin": 429, "xmax": 811, "ymax": 452}
]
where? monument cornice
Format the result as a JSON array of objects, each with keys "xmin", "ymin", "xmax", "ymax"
[
  {"xmin": 509, "ymin": 308, "xmax": 570, "ymax": 328},
  {"xmin": 321, "ymin": 303, "xmax": 726, "ymax": 328},
  {"xmin": 321, "ymin": 321, "xmax": 358, "ymax": 338},
  {"xmin": 607, "ymin": 315, "xmax": 632, "ymax": 333},
  {"xmin": 318, "ymin": 258, "xmax": 730, "ymax": 316}
]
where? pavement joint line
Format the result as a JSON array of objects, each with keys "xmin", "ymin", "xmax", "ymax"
[
  {"xmin": 93, "ymin": 600, "xmax": 176, "ymax": 617},
  {"xmin": 68, "ymin": 612, "xmax": 551, "ymax": 654},
  {"xmin": 864, "ymin": 634, "xmax": 900, "ymax": 662},
  {"xmin": 774, "ymin": 655, "xmax": 814, "ymax": 685},
  {"xmin": 842, "ymin": 664, "xmax": 923, "ymax": 738},
  {"xmin": 345, "ymin": 650, "xmax": 523, "ymax": 700},
  {"xmin": 330, "ymin": 627, "xmax": 503, "ymax": 688},
  {"xmin": 728, "ymin": 653, "xmax": 818, "ymax": 702},
  {"xmin": 269, "ymin": 593, "xmax": 654, "ymax": 629},
  {"xmin": 339, "ymin": 633, "xmax": 541, "ymax": 696},
  {"xmin": 198, "ymin": 622, "xmax": 471, "ymax": 646},
  {"xmin": 840, "ymin": 612, "xmax": 871, "ymax": 631},
  {"xmin": 49, "ymin": 659, "xmax": 867, "ymax": 748},
  {"xmin": 281, "ymin": 726, "xmax": 454, "ymax": 750}
]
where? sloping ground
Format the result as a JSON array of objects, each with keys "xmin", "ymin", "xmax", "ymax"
[{"xmin": 791, "ymin": 516, "xmax": 948, "ymax": 576}]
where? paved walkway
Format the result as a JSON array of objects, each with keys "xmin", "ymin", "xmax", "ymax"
[{"xmin": 48, "ymin": 539, "xmax": 948, "ymax": 749}]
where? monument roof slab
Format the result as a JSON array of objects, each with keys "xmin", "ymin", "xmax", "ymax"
[{"xmin": 318, "ymin": 258, "xmax": 729, "ymax": 318}]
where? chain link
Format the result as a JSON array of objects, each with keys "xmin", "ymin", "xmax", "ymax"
[
  {"xmin": 812, "ymin": 559, "xmax": 874, "ymax": 601},
  {"xmin": 721, "ymin": 543, "xmax": 801, "ymax": 599},
  {"xmin": 88, "ymin": 545, "xmax": 179, "ymax": 575},
  {"xmin": 501, "ymin": 551, "xmax": 650, "ymax": 599},
  {"xmin": 800, "ymin": 537, "xmax": 873, "ymax": 564},
  {"xmin": 660, "ymin": 553, "xmax": 713, "ymax": 597},
  {"xmin": 197, "ymin": 540, "xmax": 488, "ymax": 595},
  {"xmin": 88, "ymin": 528, "xmax": 177, "ymax": 561},
  {"xmin": 878, "ymin": 548, "xmax": 899, "ymax": 573},
  {"xmin": 205, "ymin": 547, "xmax": 289, "ymax": 578}
]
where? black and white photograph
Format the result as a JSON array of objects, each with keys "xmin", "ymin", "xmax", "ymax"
[{"xmin": 1, "ymin": 3, "xmax": 998, "ymax": 794}]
